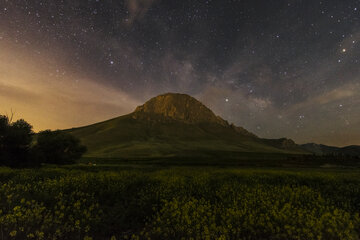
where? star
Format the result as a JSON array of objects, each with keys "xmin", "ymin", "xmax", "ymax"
[{"xmin": 1, "ymin": 0, "xmax": 359, "ymax": 146}]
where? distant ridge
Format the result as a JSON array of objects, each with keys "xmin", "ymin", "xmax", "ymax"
[
  {"xmin": 68, "ymin": 93, "xmax": 307, "ymax": 159},
  {"xmin": 301, "ymin": 143, "xmax": 360, "ymax": 156}
]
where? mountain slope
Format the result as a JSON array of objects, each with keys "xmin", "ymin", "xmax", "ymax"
[{"xmin": 68, "ymin": 93, "xmax": 307, "ymax": 159}]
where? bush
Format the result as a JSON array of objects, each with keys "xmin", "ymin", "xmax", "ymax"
[
  {"xmin": 0, "ymin": 115, "xmax": 34, "ymax": 167},
  {"xmin": 34, "ymin": 130, "xmax": 87, "ymax": 165},
  {"xmin": 0, "ymin": 115, "xmax": 86, "ymax": 167}
]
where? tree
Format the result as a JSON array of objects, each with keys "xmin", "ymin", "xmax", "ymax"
[
  {"xmin": 0, "ymin": 115, "xmax": 34, "ymax": 167},
  {"xmin": 35, "ymin": 130, "xmax": 87, "ymax": 164},
  {"xmin": 0, "ymin": 115, "xmax": 10, "ymax": 159},
  {"xmin": 0, "ymin": 114, "xmax": 86, "ymax": 167}
]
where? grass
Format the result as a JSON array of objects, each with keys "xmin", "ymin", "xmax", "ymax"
[
  {"xmin": 79, "ymin": 153, "xmax": 360, "ymax": 168},
  {"xmin": 0, "ymin": 164, "xmax": 359, "ymax": 239}
]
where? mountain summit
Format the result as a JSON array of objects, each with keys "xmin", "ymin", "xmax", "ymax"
[{"xmin": 132, "ymin": 93, "xmax": 227, "ymax": 125}]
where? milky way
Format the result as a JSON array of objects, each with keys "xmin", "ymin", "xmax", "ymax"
[{"xmin": 0, "ymin": 0, "xmax": 359, "ymax": 146}]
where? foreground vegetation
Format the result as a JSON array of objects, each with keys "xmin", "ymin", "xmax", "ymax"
[
  {"xmin": 0, "ymin": 165, "xmax": 359, "ymax": 239},
  {"xmin": 0, "ymin": 115, "xmax": 86, "ymax": 167}
]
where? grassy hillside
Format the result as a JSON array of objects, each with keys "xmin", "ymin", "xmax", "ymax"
[{"xmin": 68, "ymin": 113, "xmax": 306, "ymax": 159}]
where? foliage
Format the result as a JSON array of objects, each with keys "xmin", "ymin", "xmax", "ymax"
[
  {"xmin": 34, "ymin": 130, "xmax": 87, "ymax": 165},
  {"xmin": 0, "ymin": 115, "xmax": 86, "ymax": 167},
  {"xmin": 0, "ymin": 115, "xmax": 34, "ymax": 167},
  {"xmin": 0, "ymin": 174, "xmax": 101, "ymax": 240},
  {"xmin": 0, "ymin": 166, "xmax": 359, "ymax": 239}
]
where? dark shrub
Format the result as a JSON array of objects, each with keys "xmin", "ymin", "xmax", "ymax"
[
  {"xmin": 0, "ymin": 115, "xmax": 34, "ymax": 167},
  {"xmin": 35, "ymin": 130, "xmax": 87, "ymax": 164}
]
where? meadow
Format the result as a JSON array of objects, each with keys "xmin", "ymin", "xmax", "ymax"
[{"xmin": 0, "ymin": 165, "xmax": 359, "ymax": 240}]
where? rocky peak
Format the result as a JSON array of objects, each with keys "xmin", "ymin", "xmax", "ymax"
[{"xmin": 132, "ymin": 93, "xmax": 228, "ymax": 125}]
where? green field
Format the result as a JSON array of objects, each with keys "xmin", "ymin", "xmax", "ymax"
[{"xmin": 0, "ymin": 164, "xmax": 359, "ymax": 240}]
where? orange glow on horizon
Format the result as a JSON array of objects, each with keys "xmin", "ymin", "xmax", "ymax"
[{"xmin": 0, "ymin": 40, "xmax": 140, "ymax": 131}]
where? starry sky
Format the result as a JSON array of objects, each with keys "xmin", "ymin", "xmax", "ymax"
[{"xmin": 0, "ymin": 0, "xmax": 360, "ymax": 146}]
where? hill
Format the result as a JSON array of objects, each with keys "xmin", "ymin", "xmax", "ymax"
[
  {"xmin": 301, "ymin": 143, "xmax": 360, "ymax": 156},
  {"xmin": 68, "ymin": 93, "xmax": 307, "ymax": 161}
]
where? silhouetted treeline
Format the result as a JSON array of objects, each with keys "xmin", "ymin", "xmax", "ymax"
[{"xmin": 0, "ymin": 115, "xmax": 86, "ymax": 168}]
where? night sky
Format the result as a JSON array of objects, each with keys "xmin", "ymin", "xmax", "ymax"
[{"xmin": 0, "ymin": 0, "xmax": 359, "ymax": 146}]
